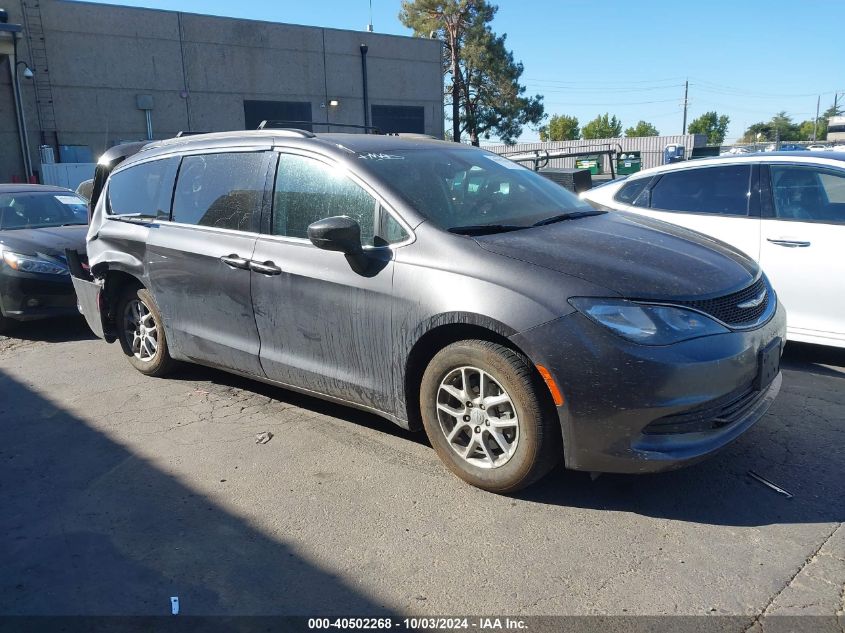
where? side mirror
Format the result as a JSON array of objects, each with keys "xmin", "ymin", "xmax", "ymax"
[{"xmin": 307, "ymin": 216, "xmax": 368, "ymax": 272}]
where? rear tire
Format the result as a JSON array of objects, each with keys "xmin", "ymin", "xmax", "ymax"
[
  {"xmin": 419, "ymin": 339, "xmax": 561, "ymax": 493},
  {"xmin": 116, "ymin": 286, "xmax": 175, "ymax": 377}
]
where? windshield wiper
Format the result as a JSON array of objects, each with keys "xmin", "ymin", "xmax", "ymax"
[
  {"xmin": 532, "ymin": 210, "xmax": 606, "ymax": 227},
  {"xmin": 448, "ymin": 224, "xmax": 525, "ymax": 236}
]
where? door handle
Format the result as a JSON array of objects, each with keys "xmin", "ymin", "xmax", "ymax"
[
  {"xmin": 220, "ymin": 254, "xmax": 251, "ymax": 269},
  {"xmin": 766, "ymin": 238, "xmax": 811, "ymax": 248},
  {"xmin": 249, "ymin": 260, "xmax": 282, "ymax": 275}
]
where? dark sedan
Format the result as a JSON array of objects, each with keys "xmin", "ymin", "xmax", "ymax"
[
  {"xmin": 72, "ymin": 132, "xmax": 785, "ymax": 492},
  {"xmin": 0, "ymin": 185, "xmax": 89, "ymax": 332}
]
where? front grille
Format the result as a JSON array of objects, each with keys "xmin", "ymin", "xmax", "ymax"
[
  {"xmin": 643, "ymin": 382, "xmax": 765, "ymax": 435},
  {"xmin": 672, "ymin": 277, "xmax": 769, "ymax": 327}
]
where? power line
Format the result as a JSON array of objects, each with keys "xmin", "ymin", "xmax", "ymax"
[
  {"xmin": 540, "ymin": 97, "xmax": 681, "ymax": 107},
  {"xmin": 528, "ymin": 74, "xmax": 839, "ymax": 101},
  {"xmin": 525, "ymin": 76, "xmax": 685, "ymax": 86},
  {"xmin": 527, "ymin": 84, "xmax": 685, "ymax": 94}
]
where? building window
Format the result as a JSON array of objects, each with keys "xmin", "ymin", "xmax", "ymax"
[
  {"xmin": 371, "ymin": 105, "xmax": 425, "ymax": 134},
  {"xmin": 244, "ymin": 100, "xmax": 313, "ymax": 131}
]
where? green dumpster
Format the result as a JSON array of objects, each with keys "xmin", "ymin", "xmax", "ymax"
[
  {"xmin": 616, "ymin": 151, "xmax": 642, "ymax": 175},
  {"xmin": 575, "ymin": 155, "xmax": 603, "ymax": 175}
]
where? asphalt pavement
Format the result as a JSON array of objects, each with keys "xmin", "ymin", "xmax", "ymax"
[{"xmin": 1, "ymin": 317, "xmax": 843, "ymax": 628}]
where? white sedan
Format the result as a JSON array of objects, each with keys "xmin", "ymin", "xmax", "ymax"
[{"xmin": 581, "ymin": 152, "xmax": 845, "ymax": 348}]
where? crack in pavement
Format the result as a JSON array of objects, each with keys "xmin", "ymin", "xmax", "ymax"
[{"xmin": 744, "ymin": 522, "xmax": 844, "ymax": 632}]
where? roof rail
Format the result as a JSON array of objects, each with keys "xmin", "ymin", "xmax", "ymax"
[
  {"xmin": 386, "ymin": 133, "xmax": 438, "ymax": 140},
  {"xmin": 255, "ymin": 122, "xmax": 317, "ymax": 136},
  {"xmin": 175, "ymin": 131, "xmax": 209, "ymax": 137},
  {"xmin": 257, "ymin": 120, "xmax": 381, "ymax": 134}
]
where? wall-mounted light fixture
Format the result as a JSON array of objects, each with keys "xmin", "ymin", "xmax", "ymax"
[{"xmin": 329, "ymin": 99, "xmax": 340, "ymax": 107}]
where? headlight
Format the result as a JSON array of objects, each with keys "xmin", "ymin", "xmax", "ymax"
[
  {"xmin": 1, "ymin": 250, "xmax": 68, "ymax": 275},
  {"xmin": 569, "ymin": 298, "xmax": 729, "ymax": 345}
]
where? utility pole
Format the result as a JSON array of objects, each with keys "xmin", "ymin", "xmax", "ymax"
[
  {"xmin": 682, "ymin": 80, "xmax": 689, "ymax": 134},
  {"xmin": 813, "ymin": 95, "xmax": 820, "ymax": 142}
]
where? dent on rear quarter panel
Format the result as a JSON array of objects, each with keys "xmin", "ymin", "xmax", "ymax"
[{"xmin": 88, "ymin": 220, "xmax": 149, "ymax": 283}]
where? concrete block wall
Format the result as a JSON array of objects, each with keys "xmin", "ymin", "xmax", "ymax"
[{"xmin": 0, "ymin": 0, "xmax": 444, "ymax": 182}]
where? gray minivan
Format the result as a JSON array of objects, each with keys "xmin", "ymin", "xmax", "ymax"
[{"xmin": 72, "ymin": 130, "xmax": 785, "ymax": 492}]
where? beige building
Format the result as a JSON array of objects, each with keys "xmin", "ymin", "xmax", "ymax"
[
  {"xmin": 828, "ymin": 116, "xmax": 845, "ymax": 142},
  {"xmin": 1, "ymin": 0, "xmax": 444, "ymax": 182}
]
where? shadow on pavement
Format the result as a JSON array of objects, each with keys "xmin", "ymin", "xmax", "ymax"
[
  {"xmin": 0, "ymin": 316, "xmax": 95, "ymax": 344},
  {"xmin": 161, "ymin": 346, "xmax": 844, "ymax": 529},
  {"xmin": 780, "ymin": 340, "xmax": 845, "ymax": 379},
  {"xmin": 0, "ymin": 368, "xmax": 393, "ymax": 616}
]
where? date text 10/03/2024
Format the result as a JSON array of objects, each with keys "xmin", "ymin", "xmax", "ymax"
[{"xmin": 308, "ymin": 617, "xmax": 528, "ymax": 630}]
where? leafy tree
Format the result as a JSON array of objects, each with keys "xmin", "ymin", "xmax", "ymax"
[
  {"xmin": 738, "ymin": 122, "xmax": 773, "ymax": 143},
  {"xmin": 770, "ymin": 111, "xmax": 801, "ymax": 141},
  {"xmin": 460, "ymin": 30, "xmax": 545, "ymax": 144},
  {"xmin": 739, "ymin": 111, "xmax": 801, "ymax": 143},
  {"xmin": 539, "ymin": 114, "xmax": 579, "ymax": 141},
  {"xmin": 581, "ymin": 113, "xmax": 622, "ymax": 139},
  {"xmin": 797, "ymin": 118, "xmax": 833, "ymax": 141},
  {"xmin": 687, "ymin": 111, "xmax": 730, "ymax": 145},
  {"xmin": 400, "ymin": 0, "xmax": 544, "ymax": 145},
  {"xmin": 624, "ymin": 120, "xmax": 659, "ymax": 137}
]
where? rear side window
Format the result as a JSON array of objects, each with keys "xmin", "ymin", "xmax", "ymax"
[
  {"xmin": 273, "ymin": 153, "xmax": 408, "ymax": 246},
  {"xmin": 107, "ymin": 158, "xmax": 177, "ymax": 219},
  {"xmin": 650, "ymin": 165, "xmax": 751, "ymax": 216},
  {"xmin": 172, "ymin": 152, "xmax": 267, "ymax": 231},
  {"xmin": 613, "ymin": 178, "xmax": 649, "ymax": 206},
  {"xmin": 771, "ymin": 165, "xmax": 845, "ymax": 223}
]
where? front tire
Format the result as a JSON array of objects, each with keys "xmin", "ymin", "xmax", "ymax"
[
  {"xmin": 116, "ymin": 286, "xmax": 174, "ymax": 377},
  {"xmin": 420, "ymin": 340, "xmax": 561, "ymax": 493}
]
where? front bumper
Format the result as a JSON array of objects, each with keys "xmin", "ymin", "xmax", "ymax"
[
  {"xmin": 511, "ymin": 300, "xmax": 787, "ymax": 473},
  {"xmin": 0, "ymin": 270, "xmax": 79, "ymax": 321}
]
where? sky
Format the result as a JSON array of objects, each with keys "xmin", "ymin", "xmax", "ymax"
[{"xmin": 77, "ymin": 0, "xmax": 845, "ymax": 144}]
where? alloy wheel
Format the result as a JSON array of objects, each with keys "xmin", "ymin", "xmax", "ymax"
[
  {"xmin": 436, "ymin": 365, "xmax": 519, "ymax": 469},
  {"xmin": 123, "ymin": 298, "xmax": 158, "ymax": 362}
]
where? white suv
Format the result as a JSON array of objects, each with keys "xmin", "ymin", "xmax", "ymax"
[{"xmin": 581, "ymin": 152, "xmax": 845, "ymax": 348}]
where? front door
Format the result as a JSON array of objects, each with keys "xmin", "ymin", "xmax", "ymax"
[
  {"xmin": 146, "ymin": 150, "xmax": 273, "ymax": 374},
  {"xmin": 759, "ymin": 163, "xmax": 845, "ymax": 345},
  {"xmin": 250, "ymin": 151, "xmax": 410, "ymax": 412}
]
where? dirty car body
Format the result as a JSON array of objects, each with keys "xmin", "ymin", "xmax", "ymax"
[{"xmin": 72, "ymin": 131, "xmax": 785, "ymax": 489}]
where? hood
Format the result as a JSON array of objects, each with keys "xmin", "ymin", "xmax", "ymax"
[
  {"xmin": 0, "ymin": 225, "xmax": 88, "ymax": 260},
  {"xmin": 474, "ymin": 211, "xmax": 759, "ymax": 300}
]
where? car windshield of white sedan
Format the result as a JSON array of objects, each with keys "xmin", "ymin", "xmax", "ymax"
[
  {"xmin": 358, "ymin": 148, "xmax": 598, "ymax": 232},
  {"xmin": 0, "ymin": 193, "xmax": 88, "ymax": 230}
]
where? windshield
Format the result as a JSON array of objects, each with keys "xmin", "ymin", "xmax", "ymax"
[
  {"xmin": 358, "ymin": 148, "xmax": 595, "ymax": 231},
  {"xmin": 0, "ymin": 192, "xmax": 88, "ymax": 230}
]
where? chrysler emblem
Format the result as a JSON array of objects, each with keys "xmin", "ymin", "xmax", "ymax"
[{"xmin": 737, "ymin": 289, "xmax": 767, "ymax": 309}]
